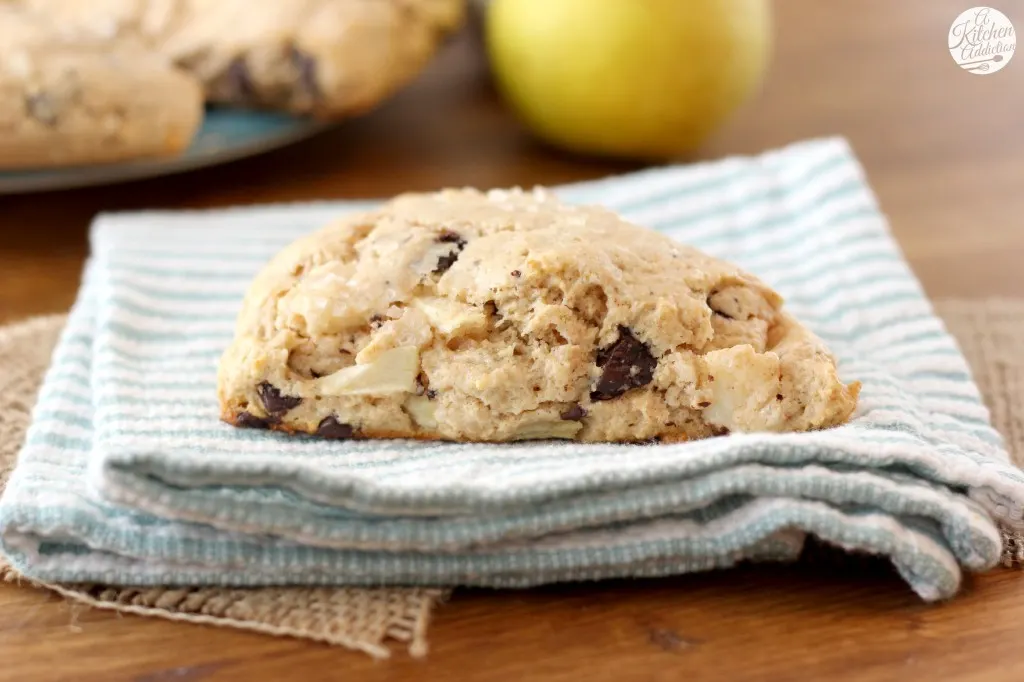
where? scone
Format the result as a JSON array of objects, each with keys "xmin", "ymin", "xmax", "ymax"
[
  {"xmin": 20, "ymin": 0, "xmax": 466, "ymax": 117},
  {"xmin": 217, "ymin": 189, "xmax": 860, "ymax": 443},
  {"xmin": 0, "ymin": 5, "xmax": 203, "ymax": 168}
]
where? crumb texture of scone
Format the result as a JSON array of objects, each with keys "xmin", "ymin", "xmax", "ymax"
[{"xmin": 218, "ymin": 188, "xmax": 860, "ymax": 443}]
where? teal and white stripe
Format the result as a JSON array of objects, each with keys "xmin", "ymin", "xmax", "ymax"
[{"xmin": 1, "ymin": 138, "xmax": 1019, "ymax": 601}]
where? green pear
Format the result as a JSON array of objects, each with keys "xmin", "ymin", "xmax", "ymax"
[{"xmin": 486, "ymin": 0, "xmax": 772, "ymax": 159}]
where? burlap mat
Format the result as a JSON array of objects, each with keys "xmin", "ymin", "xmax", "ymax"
[
  {"xmin": 933, "ymin": 300, "xmax": 1024, "ymax": 565},
  {"xmin": 1, "ymin": 301, "xmax": 1021, "ymax": 653},
  {"xmin": 933, "ymin": 300, "xmax": 1024, "ymax": 465},
  {"xmin": 0, "ymin": 314, "xmax": 447, "ymax": 659}
]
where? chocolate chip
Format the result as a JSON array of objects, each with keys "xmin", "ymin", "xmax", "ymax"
[
  {"xmin": 560, "ymin": 404, "xmax": 587, "ymax": 421},
  {"xmin": 224, "ymin": 57, "xmax": 255, "ymax": 102},
  {"xmin": 590, "ymin": 326, "xmax": 657, "ymax": 401},
  {"xmin": 289, "ymin": 46, "xmax": 319, "ymax": 100},
  {"xmin": 510, "ymin": 270, "xmax": 522, "ymax": 278},
  {"xmin": 697, "ymin": 401, "xmax": 711, "ymax": 408},
  {"xmin": 776, "ymin": 393, "xmax": 784, "ymax": 401},
  {"xmin": 434, "ymin": 252, "xmax": 460, "ymax": 274},
  {"xmin": 317, "ymin": 416, "xmax": 355, "ymax": 439},
  {"xmin": 415, "ymin": 373, "xmax": 431, "ymax": 397},
  {"xmin": 25, "ymin": 92, "xmax": 59, "ymax": 126},
  {"xmin": 236, "ymin": 411, "xmax": 270, "ymax": 429},
  {"xmin": 426, "ymin": 389, "xmax": 438, "ymax": 400},
  {"xmin": 258, "ymin": 381, "xmax": 302, "ymax": 416},
  {"xmin": 433, "ymin": 231, "xmax": 468, "ymax": 274},
  {"xmin": 437, "ymin": 230, "xmax": 466, "ymax": 245}
]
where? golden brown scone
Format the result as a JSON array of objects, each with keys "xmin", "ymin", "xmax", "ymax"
[
  {"xmin": 217, "ymin": 188, "xmax": 860, "ymax": 443},
  {"xmin": 0, "ymin": 4, "xmax": 202, "ymax": 169},
  {"xmin": 20, "ymin": 0, "xmax": 466, "ymax": 117}
]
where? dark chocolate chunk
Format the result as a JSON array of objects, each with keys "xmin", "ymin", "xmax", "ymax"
[
  {"xmin": 433, "ymin": 231, "xmax": 468, "ymax": 274},
  {"xmin": 510, "ymin": 270, "xmax": 522, "ymax": 278},
  {"xmin": 289, "ymin": 46, "xmax": 319, "ymax": 100},
  {"xmin": 415, "ymin": 373, "xmax": 431, "ymax": 396},
  {"xmin": 317, "ymin": 416, "xmax": 355, "ymax": 439},
  {"xmin": 425, "ymin": 389, "xmax": 438, "ymax": 400},
  {"xmin": 776, "ymin": 393, "xmax": 784, "ymax": 401},
  {"xmin": 697, "ymin": 401, "xmax": 711, "ymax": 408},
  {"xmin": 560, "ymin": 404, "xmax": 587, "ymax": 421},
  {"xmin": 236, "ymin": 411, "xmax": 270, "ymax": 429},
  {"xmin": 224, "ymin": 57, "xmax": 255, "ymax": 102},
  {"xmin": 590, "ymin": 326, "xmax": 657, "ymax": 401},
  {"xmin": 257, "ymin": 381, "xmax": 302, "ymax": 416},
  {"xmin": 437, "ymin": 230, "xmax": 467, "ymax": 246},
  {"xmin": 434, "ymin": 251, "xmax": 461, "ymax": 274}
]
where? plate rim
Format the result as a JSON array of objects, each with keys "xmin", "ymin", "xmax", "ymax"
[{"xmin": 0, "ymin": 116, "xmax": 331, "ymax": 195}]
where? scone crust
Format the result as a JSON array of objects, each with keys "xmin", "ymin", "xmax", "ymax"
[{"xmin": 218, "ymin": 188, "xmax": 859, "ymax": 444}]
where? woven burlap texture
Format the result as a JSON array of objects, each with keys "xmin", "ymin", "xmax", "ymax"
[
  {"xmin": 0, "ymin": 314, "xmax": 447, "ymax": 659},
  {"xmin": 934, "ymin": 300, "xmax": 1024, "ymax": 465},
  {"xmin": 2, "ymin": 301, "xmax": 1022, "ymax": 653},
  {"xmin": 933, "ymin": 300, "xmax": 1024, "ymax": 566}
]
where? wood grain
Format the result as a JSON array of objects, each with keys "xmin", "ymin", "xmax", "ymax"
[{"xmin": 1, "ymin": 1, "xmax": 1023, "ymax": 680}]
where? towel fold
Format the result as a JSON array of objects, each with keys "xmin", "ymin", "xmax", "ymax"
[{"xmin": 3, "ymin": 137, "xmax": 1022, "ymax": 601}]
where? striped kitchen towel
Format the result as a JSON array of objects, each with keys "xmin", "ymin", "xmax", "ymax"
[{"xmin": 3, "ymin": 137, "xmax": 1022, "ymax": 601}]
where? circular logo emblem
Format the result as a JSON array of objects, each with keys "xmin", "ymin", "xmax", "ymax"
[{"xmin": 949, "ymin": 7, "xmax": 1016, "ymax": 73}]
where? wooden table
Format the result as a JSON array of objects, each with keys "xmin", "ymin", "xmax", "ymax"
[{"xmin": 2, "ymin": 1, "xmax": 1023, "ymax": 680}]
